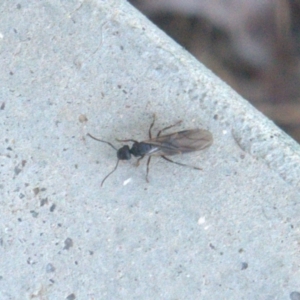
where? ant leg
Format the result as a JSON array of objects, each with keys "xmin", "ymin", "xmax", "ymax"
[
  {"xmin": 161, "ymin": 156, "xmax": 202, "ymax": 170},
  {"xmin": 148, "ymin": 114, "xmax": 156, "ymax": 139},
  {"xmin": 157, "ymin": 120, "xmax": 182, "ymax": 137},
  {"xmin": 146, "ymin": 156, "xmax": 152, "ymax": 182},
  {"xmin": 136, "ymin": 155, "xmax": 144, "ymax": 167}
]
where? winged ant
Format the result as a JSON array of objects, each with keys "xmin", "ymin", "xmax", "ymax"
[{"xmin": 87, "ymin": 115, "xmax": 213, "ymax": 186}]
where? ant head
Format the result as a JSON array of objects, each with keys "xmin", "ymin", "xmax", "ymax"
[{"xmin": 117, "ymin": 145, "xmax": 131, "ymax": 160}]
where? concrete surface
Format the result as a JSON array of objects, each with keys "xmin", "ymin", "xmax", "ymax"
[{"xmin": 1, "ymin": 0, "xmax": 300, "ymax": 299}]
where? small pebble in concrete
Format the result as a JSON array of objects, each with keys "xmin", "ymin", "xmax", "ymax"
[{"xmin": 290, "ymin": 291, "xmax": 300, "ymax": 300}]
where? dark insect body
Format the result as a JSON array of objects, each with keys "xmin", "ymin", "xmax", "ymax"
[{"xmin": 87, "ymin": 115, "xmax": 213, "ymax": 186}]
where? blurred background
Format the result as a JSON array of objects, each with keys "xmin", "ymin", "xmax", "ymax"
[{"xmin": 129, "ymin": 0, "xmax": 300, "ymax": 143}]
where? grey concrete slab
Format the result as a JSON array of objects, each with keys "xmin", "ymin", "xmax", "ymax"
[{"xmin": 1, "ymin": 0, "xmax": 300, "ymax": 299}]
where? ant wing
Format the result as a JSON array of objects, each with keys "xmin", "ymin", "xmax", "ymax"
[{"xmin": 145, "ymin": 129, "xmax": 213, "ymax": 156}]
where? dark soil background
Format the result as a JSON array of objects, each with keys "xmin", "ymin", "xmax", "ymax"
[{"xmin": 130, "ymin": 0, "xmax": 300, "ymax": 143}]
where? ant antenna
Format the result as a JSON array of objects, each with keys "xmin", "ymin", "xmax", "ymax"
[
  {"xmin": 101, "ymin": 159, "xmax": 119, "ymax": 187},
  {"xmin": 87, "ymin": 133, "xmax": 121, "ymax": 186},
  {"xmin": 87, "ymin": 133, "xmax": 118, "ymax": 150}
]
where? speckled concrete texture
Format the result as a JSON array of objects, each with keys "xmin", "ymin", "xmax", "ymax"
[{"xmin": 0, "ymin": 1, "xmax": 300, "ymax": 299}]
